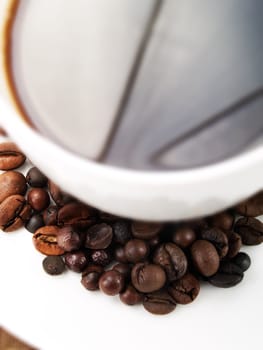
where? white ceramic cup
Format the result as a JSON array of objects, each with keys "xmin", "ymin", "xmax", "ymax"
[{"xmin": 0, "ymin": 0, "xmax": 262, "ymax": 221}]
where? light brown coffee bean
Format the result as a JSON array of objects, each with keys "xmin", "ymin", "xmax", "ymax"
[
  {"xmin": 33, "ymin": 226, "xmax": 65, "ymax": 255},
  {"xmin": 0, "ymin": 171, "xmax": 27, "ymax": 203},
  {"xmin": 0, "ymin": 142, "xmax": 26, "ymax": 170},
  {"xmin": 190, "ymin": 240, "xmax": 220, "ymax": 277}
]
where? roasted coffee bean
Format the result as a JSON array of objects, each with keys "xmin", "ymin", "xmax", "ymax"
[
  {"xmin": 0, "ymin": 142, "xmax": 26, "ymax": 170},
  {"xmin": 225, "ymin": 231, "xmax": 242, "ymax": 258},
  {"xmin": 119, "ymin": 285, "xmax": 143, "ymax": 305},
  {"xmin": 190, "ymin": 219, "xmax": 209, "ymax": 234},
  {"xmin": 113, "ymin": 263, "xmax": 131, "ymax": 281},
  {"xmin": 48, "ymin": 180, "xmax": 73, "ymax": 206},
  {"xmin": 153, "ymin": 243, "xmax": 187, "ymax": 281},
  {"xmin": 131, "ymin": 263, "xmax": 166, "ymax": 293},
  {"xmin": 33, "ymin": 226, "xmax": 64, "ymax": 255},
  {"xmin": 209, "ymin": 212, "xmax": 234, "ymax": 231},
  {"xmin": 98, "ymin": 211, "xmax": 119, "ymax": 223},
  {"xmin": 85, "ymin": 223, "xmax": 113, "ymax": 249},
  {"xmin": 99, "ymin": 270, "xmax": 125, "ymax": 296},
  {"xmin": 0, "ymin": 127, "xmax": 7, "ymax": 136},
  {"xmin": 27, "ymin": 188, "xmax": 50, "ymax": 212},
  {"xmin": 42, "ymin": 256, "xmax": 65, "ymax": 275},
  {"xmin": 26, "ymin": 167, "xmax": 47, "ymax": 187},
  {"xmin": 232, "ymin": 252, "xmax": 251, "ymax": 272},
  {"xmin": 124, "ymin": 239, "xmax": 149, "ymax": 263},
  {"xmin": 168, "ymin": 273, "xmax": 200, "ymax": 304},
  {"xmin": 25, "ymin": 214, "xmax": 44, "ymax": 233},
  {"xmin": 234, "ymin": 217, "xmax": 263, "ymax": 245},
  {"xmin": 143, "ymin": 290, "xmax": 176, "ymax": 315},
  {"xmin": 0, "ymin": 171, "xmax": 27, "ymax": 203},
  {"xmin": 148, "ymin": 235, "xmax": 161, "ymax": 248},
  {"xmin": 190, "ymin": 240, "xmax": 220, "ymax": 277},
  {"xmin": 131, "ymin": 221, "xmax": 163, "ymax": 240},
  {"xmin": 43, "ymin": 206, "xmax": 58, "ymax": 226},
  {"xmin": 57, "ymin": 226, "xmax": 82, "ymax": 252},
  {"xmin": 114, "ymin": 245, "xmax": 129, "ymax": 263},
  {"xmin": 200, "ymin": 227, "xmax": 228, "ymax": 258},
  {"xmin": 208, "ymin": 261, "xmax": 244, "ymax": 288},
  {"xmin": 91, "ymin": 249, "xmax": 111, "ymax": 266},
  {"xmin": 0, "ymin": 194, "xmax": 31, "ymax": 232},
  {"xmin": 57, "ymin": 202, "xmax": 95, "ymax": 229},
  {"xmin": 113, "ymin": 220, "xmax": 131, "ymax": 245},
  {"xmin": 81, "ymin": 265, "xmax": 104, "ymax": 291},
  {"xmin": 172, "ymin": 227, "xmax": 196, "ymax": 248},
  {"xmin": 65, "ymin": 251, "xmax": 88, "ymax": 272},
  {"xmin": 235, "ymin": 191, "xmax": 263, "ymax": 217}
]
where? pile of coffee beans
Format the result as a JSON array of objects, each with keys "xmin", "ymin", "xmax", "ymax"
[{"xmin": 0, "ymin": 140, "xmax": 262, "ymax": 315}]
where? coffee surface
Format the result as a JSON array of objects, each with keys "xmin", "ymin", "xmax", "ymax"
[{"xmin": 7, "ymin": 0, "xmax": 263, "ymax": 170}]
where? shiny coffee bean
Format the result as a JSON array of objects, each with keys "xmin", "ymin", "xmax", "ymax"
[
  {"xmin": 153, "ymin": 243, "xmax": 187, "ymax": 281},
  {"xmin": 119, "ymin": 285, "xmax": 143, "ymax": 305},
  {"xmin": 65, "ymin": 251, "xmax": 88, "ymax": 272},
  {"xmin": 172, "ymin": 227, "xmax": 196, "ymax": 248},
  {"xmin": 112, "ymin": 263, "xmax": 131, "ymax": 281},
  {"xmin": 0, "ymin": 194, "xmax": 31, "ymax": 232},
  {"xmin": 232, "ymin": 252, "xmax": 251, "ymax": 272},
  {"xmin": 208, "ymin": 261, "xmax": 244, "ymax": 288},
  {"xmin": 113, "ymin": 220, "xmax": 131, "ymax": 245},
  {"xmin": 85, "ymin": 223, "xmax": 113, "ymax": 249},
  {"xmin": 235, "ymin": 191, "xmax": 263, "ymax": 217},
  {"xmin": 57, "ymin": 202, "xmax": 95, "ymax": 229},
  {"xmin": 208, "ymin": 212, "xmax": 234, "ymax": 231},
  {"xmin": 48, "ymin": 180, "xmax": 73, "ymax": 206},
  {"xmin": 0, "ymin": 171, "xmax": 27, "ymax": 203},
  {"xmin": 0, "ymin": 142, "xmax": 26, "ymax": 170},
  {"xmin": 33, "ymin": 226, "xmax": 65, "ymax": 256},
  {"xmin": 99, "ymin": 270, "xmax": 125, "ymax": 296},
  {"xmin": 200, "ymin": 227, "xmax": 229, "ymax": 258},
  {"xmin": 131, "ymin": 263, "xmax": 166, "ymax": 293},
  {"xmin": 81, "ymin": 265, "xmax": 104, "ymax": 291},
  {"xmin": 27, "ymin": 188, "xmax": 50, "ymax": 212},
  {"xmin": 225, "ymin": 231, "xmax": 242, "ymax": 258},
  {"xmin": 91, "ymin": 249, "xmax": 111, "ymax": 266},
  {"xmin": 43, "ymin": 206, "xmax": 58, "ymax": 226},
  {"xmin": 131, "ymin": 221, "xmax": 163, "ymax": 240},
  {"xmin": 114, "ymin": 245, "xmax": 129, "ymax": 263},
  {"xmin": 168, "ymin": 273, "xmax": 200, "ymax": 304},
  {"xmin": 25, "ymin": 214, "xmax": 44, "ymax": 233},
  {"xmin": 191, "ymin": 240, "xmax": 220, "ymax": 277},
  {"xmin": 124, "ymin": 239, "xmax": 149, "ymax": 263},
  {"xmin": 143, "ymin": 290, "xmax": 176, "ymax": 315},
  {"xmin": 42, "ymin": 256, "xmax": 65, "ymax": 275},
  {"xmin": 57, "ymin": 226, "xmax": 82, "ymax": 252},
  {"xmin": 26, "ymin": 167, "xmax": 48, "ymax": 187},
  {"xmin": 234, "ymin": 217, "xmax": 263, "ymax": 245}
]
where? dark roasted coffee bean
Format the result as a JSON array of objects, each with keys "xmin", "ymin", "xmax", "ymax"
[
  {"xmin": 25, "ymin": 214, "xmax": 44, "ymax": 233},
  {"xmin": 57, "ymin": 202, "xmax": 95, "ymax": 229},
  {"xmin": 143, "ymin": 290, "xmax": 176, "ymax": 315},
  {"xmin": 209, "ymin": 212, "xmax": 234, "ymax": 231},
  {"xmin": 232, "ymin": 252, "xmax": 251, "ymax": 272},
  {"xmin": 85, "ymin": 223, "xmax": 113, "ymax": 249},
  {"xmin": 190, "ymin": 219, "xmax": 209, "ymax": 234},
  {"xmin": 0, "ymin": 142, "xmax": 26, "ymax": 170},
  {"xmin": 0, "ymin": 171, "xmax": 27, "ymax": 203},
  {"xmin": 48, "ymin": 180, "xmax": 73, "ymax": 206},
  {"xmin": 234, "ymin": 217, "xmax": 263, "ymax": 245},
  {"xmin": 131, "ymin": 221, "xmax": 163, "ymax": 240},
  {"xmin": 200, "ymin": 227, "xmax": 228, "ymax": 258},
  {"xmin": 124, "ymin": 239, "xmax": 149, "ymax": 263},
  {"xmin": 57, "ymin": 226, "xmax": 82, "ymax": 252},
  {"xmin": 191, "ymin": 240, "xmax": 220, "ymax": 277},
  {"xmin": 27, "ymin": 188, "xmax": 50, "ymax": 212},
  {"xmin": 99, "ymin": 270, "xmax": 125, "ymax": 296},
  {"xmin": 26, "ymin": 167, "xmax": 48, "ymax": 187},
  {"xmin": 65, "ymin": 251, "xmax": 88, "ymax": 272},
  {"xmin": 114, "ymin": 245, "xmax": 129, "ymax": 263},
  {"xmin": 33, "ymin": 226, "xmax": 65, "ymax": 255},
  {"xmin": 113, "ymin": 263, "xmax": 131, "ymax": 281},
  {"xmin": 225, "ymin": 231, "xmax": 242, "ymax": 258},
  {"xmin": 43, "ymin": 206, "xmax": 58, "ymax": 226},
  {"xmin": 168, "ymin": 273, "xmax": 200, "ymax": 304},
  {"xmin": 119, "ymin": 285, "xmax": 143, "ymax": 305},
  {"xmin": 91, "ymin": 249, "xmax": 111, "ymax": 266},
  {"xmin": 81, "ymin": 265, "xmax": 104, "ymax": 290},
  {"xmin": 153, "ymin": 243, "xmax": 187, "ymax": 281},
  {"xmin": 131, "ymin": 263, "xmax": 166, "ymax": 293},
  {"xmin": 42, "ymin": 256, "xmax": 65, "ymax": 275},
  {"xmin": 172, "ymin": 227, "xmax": 196, "ymax": 248},
  {"xmin": 0, "ymin": 194, "xmax": 31, "ymax": 232},
  {"xmin": 113, "ymin": 220, "xmax": 131, "ymax": 245},
  {"xmin": 148, "ymin": 235, "xmax": 161, "ymax": 248},
  {"xmin": 208, "ymin": 261, "xmax": 244, "ymax": 288},
  {"xmin": 235, "ymin": 191, "xmax": 263, "ymax": 217}
]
